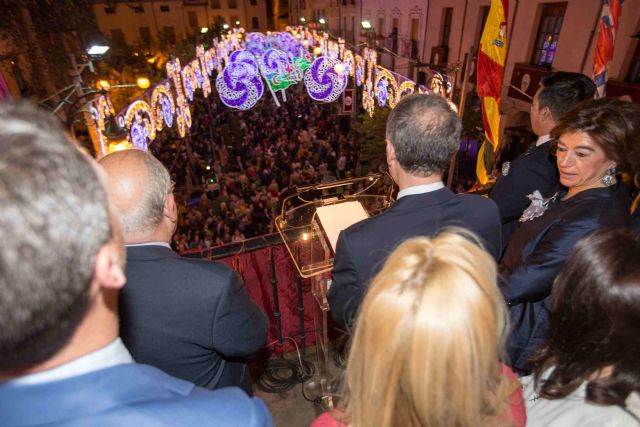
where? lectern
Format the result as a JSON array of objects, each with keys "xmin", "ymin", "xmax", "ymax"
[{"xmin": 275, "ymin": 174, "xmax": 393, "ymax": 406}]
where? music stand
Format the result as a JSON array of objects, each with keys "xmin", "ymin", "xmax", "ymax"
[{"xmin": 275, "ymin": 173, "xmax": 393, "ymax": 407}]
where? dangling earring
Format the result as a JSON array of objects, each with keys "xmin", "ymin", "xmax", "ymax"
[{"xmin": 601, "ymin": 167, "xmax": 617, "ymax": 187}]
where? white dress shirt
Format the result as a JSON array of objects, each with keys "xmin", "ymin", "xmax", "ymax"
[
  {"xmin": 536, "ymin": 134, "xmax": 552, "ymax": 147},
  {"xmin": 127, "ymin": 242, "xmax": 171, "ymax": 249},
  {"xmin": 8, "ymin": 338, "xmax": 133, "ymax": 386},
  {"xmin": 397, "ymin": 181, "xmax": 445, "ymax": 200}
]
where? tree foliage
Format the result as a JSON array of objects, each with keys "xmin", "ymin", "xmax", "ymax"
[
  {"xmin": 352, "ymin": 107, "xmax": 390, "ymax": 169},
  {"xmin": 0, "ymin": 1, "xmax": 100, "ymax": 96}
]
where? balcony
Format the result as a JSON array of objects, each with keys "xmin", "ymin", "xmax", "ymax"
[
  {"xmin": 507, "ymin": 63, "xmax": 549, "ymax": 104},
  {"xmin": 605, "ymin": 79, "xmax": 640, "ymax": 104},
  {"xmin": 508, "ymin": 64, "xmax": 640, "ymax": 104}
]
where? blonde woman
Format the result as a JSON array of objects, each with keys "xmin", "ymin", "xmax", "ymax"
[{"xmin": 312, "ymin": 230, "xmax": 526, "ymax": 427}]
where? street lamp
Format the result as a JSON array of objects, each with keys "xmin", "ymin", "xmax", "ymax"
[
  {"xmin": 223, "ymin": 23, "xmax": 230, "ymax": 30},
  {"xmin": 300, "ymin": 17, "xmax": 306, "ymax": 23},
  {"xmin": 235, "ymin": 20, "xmax": 240, "ymax": 25},
  {"xmin": 200, "ymin": 27, "xmax": 209, "ymax": 34},
  {"xmin": 87, "ymin": 45, "xmax": 110, "ymax": 56},
  {"xmin": 97, "ymin": 80, "xmax": 111, "ymax": 90},
  {"xmin": 318, "ymin": 18, "xmax": 326, "ymax": 25},
  {"xmin": 361, "ymin": 20, "xmax": 375, "ymax": 47},
  {"xmin": 136, "ymin": 77, "xmax": 151, "ymax": 89}
]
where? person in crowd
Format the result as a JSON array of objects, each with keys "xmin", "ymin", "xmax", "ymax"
[
  {"xmin": 328, "ymin": 93, "xmax": 502, "ymax": 328},
  {"xmin": 313, "ymin": 231, "xmax": 526, "ymax": 427},
  {"xmin": 522, "ymin": 229, "xmax": 640, "ymax": 426},
  {"xmin": 153, "ymin": 89, "xmax": 362, "ymax": 252},
  {"xmin": 0, "ymin": 102, "xmax": 273, "ymax": 426},
  {"xmin": 99, "ymin": 149, "xmax": 268, "ymax": 394},
  {"xmin": 500, "ymin": 98, "xmax": 640, "ymax": 374},
  {"xmin": 490, "ymin": 72, "xmax": 596, "ymax": 249}
]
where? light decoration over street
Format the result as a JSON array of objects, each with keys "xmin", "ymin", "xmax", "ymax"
[{"xmin": 89, "ymin": 26, "xmax": 452, "ymax": 156}]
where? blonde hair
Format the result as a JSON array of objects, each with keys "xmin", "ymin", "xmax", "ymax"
[{"xmin": 341, "ymin": 229, "xmax": 513, "ymax": 427}]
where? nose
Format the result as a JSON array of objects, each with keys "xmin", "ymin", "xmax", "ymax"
[{"xmin": 557, "ymin": 151, "xmax": 573, "ymax": 168}]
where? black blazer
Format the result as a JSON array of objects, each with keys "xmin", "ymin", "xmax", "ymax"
[
  {"xmin": 328, "ymin": 187, "xmax": 502, "ymax": 328},
  {"xmin": 490, "ymin": 142, "xmax": 558, "ymax": 250},
  {"xmin": 499, "ymin": 185, "xmax": 630, "ymax": 374},
  {"xmin": 120, "ymin": 245, "xmax": 268, "ymax": 392}
]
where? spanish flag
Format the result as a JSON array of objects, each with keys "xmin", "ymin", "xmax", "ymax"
[{"xmin": 476, "ymin": 0, "xmax": 508, "ymax": 185}]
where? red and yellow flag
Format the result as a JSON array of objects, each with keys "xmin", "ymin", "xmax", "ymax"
[{"xmin": 476, "ymin": 0, "xmax": 508, "ymax": 184}]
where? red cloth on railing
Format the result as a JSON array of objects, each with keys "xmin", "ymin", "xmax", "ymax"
[{"xmin": 216, "ymin": 244, "xmax": 317, "ymax": 354}]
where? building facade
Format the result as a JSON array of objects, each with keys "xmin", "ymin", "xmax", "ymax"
[
  {"xmin": 93, "ymin": 0, "xmax": 271, "ymax": 48},
  {"xmin": 291, "ymin": 0, "xmax": 640, "ymax": 136}
]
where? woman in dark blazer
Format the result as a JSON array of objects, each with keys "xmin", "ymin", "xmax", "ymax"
[{"xmin": 499, "ymin": 98, "xmax": 640, "ymax": 374}]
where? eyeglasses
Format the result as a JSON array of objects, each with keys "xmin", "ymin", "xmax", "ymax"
[{"xmin": 168, "ymin": 179, "xmax": 176, "ymax": 194}]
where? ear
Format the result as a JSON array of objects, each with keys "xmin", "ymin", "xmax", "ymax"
[
  {"xmin": 164, "ymin": 193, "xmax": 177, "ymax": 224},
  {"xmin": 540, "ymin": 105, "xmax": 553, "ymax": 122},
  {"xmin": 94, "ymin": 244, "xmax": 126, "ymax": 290},
  {"xmin": 386, "ymin": 140, "xmax": 396, "ymax": 162}
]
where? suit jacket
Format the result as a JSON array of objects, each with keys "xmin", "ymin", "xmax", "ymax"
[
  {"xmin": 0, "ymin": 363, "xmax": 274, "ymax": 427},
  {"xmin": 500, "ymin": 185, "xmax": 630, "ymax": 374},
  {"xmin": 328, "ymin": 187, "xmax": 502, "ymax": 327},
  {"xmin": 490, "ymin": 142, "xmax": 558, "ymax": 250},
  {"xmin": 121, "ymin": 245, "xmax": 268, "ymax": 392}
]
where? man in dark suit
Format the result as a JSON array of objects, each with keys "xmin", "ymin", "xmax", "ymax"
[
  {"xmin": 0, "ymin": 103, "xmax": 273, "ymax": 427},
  {"xmin": 327, "ymin": 94, "xmax": 502, "ymax": 328},
  {"xmin": 490, "ymin": 72, "xmax": 596, "ymax": 249},
  {"xmin": 100, "ymin": 150, "xmax": 268, "ymax": 394}
]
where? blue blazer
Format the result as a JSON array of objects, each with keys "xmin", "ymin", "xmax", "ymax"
[
  {"xmin": 121, "ymin": 245, "xmax": 268, "ymax": 393},
  {"xmin": 0, "ymin": 363, "xmax": 274, "ymax": 427},
  {"xmin": 500, "ymin": 185, "xmax": 630, "ymax": 374},
  {"xmin": 490, "ymin": 142, "xmax": 558, "ymax": 250},
  {"xmin": 328, "ymin": 187, "xmax": 502, "ymax": 328}
]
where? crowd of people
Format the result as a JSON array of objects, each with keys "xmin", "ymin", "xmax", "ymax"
[
  {"xmin": 150, "ymin": 88, "xmax": 362, "ymax": 251},
  {"xmin": 1, "ymin": 68, "xmax": 640, "ymax": 427}
]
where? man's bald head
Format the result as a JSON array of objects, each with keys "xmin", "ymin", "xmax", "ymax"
[{"xmin": 99, "ymin": 150, "xmax": 173, "ymax": 240}]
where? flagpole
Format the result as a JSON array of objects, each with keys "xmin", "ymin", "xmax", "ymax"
[{"xmin": 580, "ymin": 0, "xmax": 604, "ymax": 73}]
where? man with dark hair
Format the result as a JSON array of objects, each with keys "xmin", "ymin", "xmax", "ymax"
[
  {"xmin": 0, "ymin": 103, "xmax": 273, "ymax": 426},
  {"xmin": 99, "ymin": 150, "xmax": 268, "ymax": 394},
  {"xmin": 327, "ymin": 94, "xmax": 502, "ymax": 327},
  {"xmin": 490, "ymin": 72, "xmax": 596, "ymax": 249}
]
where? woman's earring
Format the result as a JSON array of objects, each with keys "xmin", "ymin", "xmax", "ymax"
[{"xmin": 601, "ymin": 167, "xmax": 617, "ymax": 187}]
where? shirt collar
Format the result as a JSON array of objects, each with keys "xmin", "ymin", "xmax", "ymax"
[
  {"xmin": 8, "ymin": 338, "xmax": 133, "ymax": 386},
  {"xmin": 126, "ymin": 242, "xmax": 171, "ymax": 249},
  {"xmin": 397, "ymin": 181, "xmax": 445, "ymax": 199},
  {"xmin": 535, "ymin": 134, "xmax": 552, "ymax": 147}
]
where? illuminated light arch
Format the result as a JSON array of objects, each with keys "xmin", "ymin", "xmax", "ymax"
[
  {"xmin": 123, "ymin": 100, "xmax": 155, "ymax": 150},
  {"xmin": 90, "ymin": 95, "xmax": 116, "ymax": 156},
  {"xmin": 99, "ymin": 27, "xmax": 453, "ymax": 157},
  {"xmin": 397, "ymin": 80, "xmax": 416, "ymax": 103},
  {"xmin": 167, "ymin": 58, "xmax": 192, "ymax": 137},
  {"xmin": 362, "ymin": 48, "xmax": 377, "ymax": 117},
  {"xmin": 374, "ymin": 67, "xmax": 399, "ymax": 108},
  {"xmin": 195, "ymin": 46, "xmax": 212, "ymax": 97},
  {"xmin": 151, "ymin": 83, "xmax": 175, "ymax": 131},
  {"xmin": 181, "ymin": 62, "xmax": 199, "ymax": 101}
]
